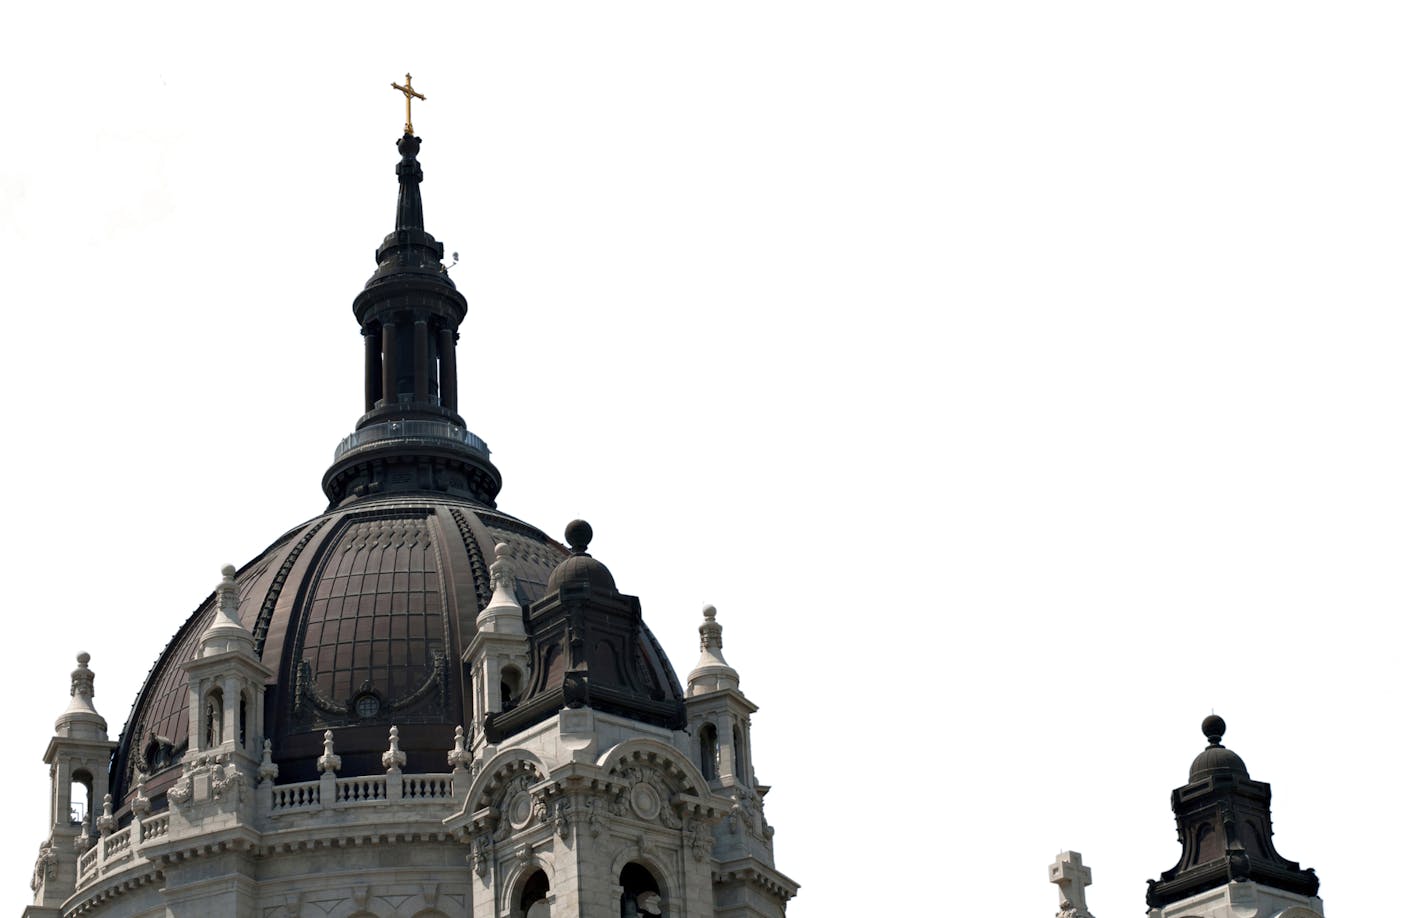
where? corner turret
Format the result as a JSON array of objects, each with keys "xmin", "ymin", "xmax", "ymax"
[{"xmin": 1147, "ymin": 716, "xmax": 1323, "ymax": 918}]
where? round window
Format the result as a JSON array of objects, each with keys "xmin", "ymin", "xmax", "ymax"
[{"xmin": 354, "ymin": 695, "xmax": 380, "ymax": 719}]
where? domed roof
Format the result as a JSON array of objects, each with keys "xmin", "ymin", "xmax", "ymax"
[
  {"xmin": 1188, "ymin": 714, "xmax": 1249, "ymax": 781},
  {"xmin": 109, "ymin": 133, "xmax": 689, "ymax": 813},
  {"xmin": 546, "ymin": 519, "xmax": 617, "ymax": 593},
  {"xmin": 110, "ymin": 497, "xmax": 553, "ymax": 805}
]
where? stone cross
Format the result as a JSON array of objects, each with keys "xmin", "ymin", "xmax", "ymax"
[
  {"xmin": 1049, "ymin": 851, "xmax": 1094, "ymax": 918},
  {"xmin": 391, "ymin": 73, "xmax": 426, "ymax": 135}
]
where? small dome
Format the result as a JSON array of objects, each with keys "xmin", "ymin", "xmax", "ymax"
[
  {"xmin": 1188, "ymin": 714, "xmax": 1249, "ymax": 781},
  {"xmin": 546, "ymin": 519, "xmax": 617, "ymax": 594}
]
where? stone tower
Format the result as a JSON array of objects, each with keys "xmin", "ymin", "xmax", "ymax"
[{"xmin": 24, "ymin": 123, "xmax": 796, "ymax": 918}]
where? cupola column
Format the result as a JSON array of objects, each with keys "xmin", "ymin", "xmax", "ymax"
[
  {"xmin": 438, "ymin": 326, "xmax": 456, "ymax": 411},
  {"xmin": 381, "ymin": 320, "xmax": 398, "ymax": 406},
  {"xmin": 413, "ymin": 315, "xmax": 430, "ymax": 402},
  {"xmin": 364, "ymin": 326, "xmax": 382, "ymax": 411}
]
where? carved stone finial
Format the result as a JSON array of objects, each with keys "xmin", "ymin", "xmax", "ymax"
[
  {"xmin": 217, "ymin": 564, "xmax": 239, "ymax": 617},
  {"xmin": 96, "ymin": 794, "xmax": 116, "ymax": 836},
  {"xmin": 201, "ymin": 563, "xmax": 255, "ymax": 657},
  {"xmin": 699, "ymin": 605, "xmax": 723, "ymax": 651},
  {"xmin": 448, "ymin": 725, "xmax": 473, "ymax": 772},
  {"xmin": 490, "ymin": 542, "xmax": 515, "ymax": 592},
  {"xmin": 131, "ymin": 771, "xmax": 151, "ymax": 817},
  {"xmin": 71, "ymin": 652, "xmax": 95, "ymax": 698},
  {"xmin": 318, "ymin": 730, "xmax": 342, "ymax": 775},
  {"xmin": 477, "ymin": 542, "xmax": 525, "ymax": 633},
  {"xmin": 1203, "ymin": 713, "xmax": 1227, "ymax": 746},
  {"xmin": 259, "ymin": 738, "xmax": 279, "ymax": 783},
  {"xmin": 565, "ymin": 519, "xmax": 592, "ymax": 554},
  {"xmin": 687, "ymin": 604, "xmax": 739, "ymax": 695},
  {"xmin": 383, "ymin": 725, "xmax": 407, "ymax": 773},
  {"xmin": 1049, "ymin": 851, "xmax": 1094, "ymax": 918}
]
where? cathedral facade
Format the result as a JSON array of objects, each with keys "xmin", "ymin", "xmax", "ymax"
[{"xmin": 25, "ymin": 129, "xmax": 796, "ymax": 918}]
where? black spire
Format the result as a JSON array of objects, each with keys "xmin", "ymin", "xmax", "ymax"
[
  {"xmin": 1146, "ymin": 716, "xmax": 1319, "ymax": 909},
  {"xmin": 321, "ymin": 133, "xmax": 502, "ymax": 509}
]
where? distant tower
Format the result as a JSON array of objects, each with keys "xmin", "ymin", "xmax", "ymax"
[
  {"xmin": 29, "ymin": 654, "xmax": 116, "ymax": 915},
  {"xmin": 1146, "ymin": 716, "xmax": 1323, "ymax": 918}
]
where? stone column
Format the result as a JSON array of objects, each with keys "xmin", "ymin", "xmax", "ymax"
[
  {"xmin": 439, "ymin": 327, "xmax": 457, "ymax": 411},
  {"xmin": 413, "ymin": 316, "xmax": 430, "ymax": 403},
  {"xmin": 364, "ymin": 328, "xmax": 382, "ymax": 411},
  {"xmin": 381, "ymin": 322, "xmax": 397, "ymax": 407}
]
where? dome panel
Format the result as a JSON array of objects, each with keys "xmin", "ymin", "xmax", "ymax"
[
  {"xmin": 110, "ymin": 497, "xmax": 572, "ymax": 809},
  {"xmin": 287, "ymin": 509, "xmax": 454, "ymax": 733}
]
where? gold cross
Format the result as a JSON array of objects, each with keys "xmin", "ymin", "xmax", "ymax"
[{"xmin": 391, "ymin": 73, "xmax": 427, "ymax": 135}]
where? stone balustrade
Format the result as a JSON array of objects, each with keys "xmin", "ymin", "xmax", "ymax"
[
  {"xmin": 75, "ymin": 811, "xmax": 170, "ymax": 887},
  {"xmin": 268, "ymin": 771, "xmax": 458, "ymax": 815},
  {"xmin": 72, "ymin": 769, "xmax": 463, "ymax": 893}
]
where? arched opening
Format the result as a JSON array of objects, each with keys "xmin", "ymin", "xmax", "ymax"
[
  {"xmin": 69, "ymin": 769, "xmax": 93, "ymax": 828},
  {"xmin": 619, "ymin": 862, "xmax": 663, "ymax": 917},
  {"xmin": 239, "ymin": 692, "xmax": 249, "ymax": 749},
  {"xmin": 733, "ymin": 723, "xmax": 747, "ymax": 784},
  {"xmin": 204, "ymin": 688, "xmax": 224, "ymax": 748},
  {"xmin": 698, "ymin": 723, "xmax": 719, "ymax": 781},
  {"xmin": 500, "ymin": 665, "xmax": 523, "ymax": 710},
  {"xmin": 518, "ymin": 868, "xmax": 550, "ymax": 917}
]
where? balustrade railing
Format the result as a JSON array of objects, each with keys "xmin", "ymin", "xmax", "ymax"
[
  {"xmin": 78, "ymin": 846, "xmax": 98, "ymax": 878},
  {"xmin": 102, "ymin": 831, "xmax": 131, "ymax": 858},
  {"xmin": 332, "ymin": 775, "xmax": 386, "ymax": 803},
  {"xmin": 271, "ymin": 781, "xmax": 321, "ymax": 812},
  {"xmin": 333, "ymin": 420, "xmax": 489, "ymax": 461},
  {"xmin": 139, "ymin": 814, "xmax": 169, "ymax": 842},
  {"xmin": 402, "ymin": 774, "xmax": 454, "ymax": 799}
]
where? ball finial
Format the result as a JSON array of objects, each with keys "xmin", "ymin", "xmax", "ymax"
[
  {"xmin": 1202, "ymin": 714, "xmax": 1227, "ymax": 745},
  {"xmin": 703, "ymin": 604, "xmax": 717, "ymax": 621},
  {"xmin": 76, "ymin": 651, "xmax": 91, "ymax": 666},
  {"xmin": 221, "ymin": 564, "xmax": 237, "ymax": 580},
  {"xmin": 566, "ymin": 519, "xmax": 593, "ymax": 554}
]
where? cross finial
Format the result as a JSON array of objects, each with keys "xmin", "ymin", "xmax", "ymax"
[
  {"xmin": 1049, "ymin": 851, "xmax": 1094, "ymax": 918},
  {"xmin": 391, "ymin": 73, "xmax": 427, "ymax": 135}
]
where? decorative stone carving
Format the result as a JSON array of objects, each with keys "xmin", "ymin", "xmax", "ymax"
[
  {"xmin": 382, "ymin": 725, "xmax": 407, "ymax": 773},
  {"xmin": 471, "ymin": 834, "xmax": 492, "ymax": 879},
  {"xmin": 554, "ymin": 796, "xmax": 571, "ymax": 840},
  {"xmin": 31, "ymin": 842, "xmax": 57, "ymax": 892},
  {"xmin": 259, "ymin": 738, "xmax": 279, "ymax": 783},
  {"xmin": 131, "ymin": 768, "xmax": 152, "ymax": 814},
  {"xmin": 585, "ymin": 796, "xmax": 604, "ymax": 838},
  {"xmin": 447, "ymin": 725, "xmax": 473, "ymax": 772},
  {"xmin": 96, "ymin": 793, "xmax": 116, "ymax": 836},
  {"xmin": 683, "ymin": 817, "xmax": 709, "ymax": 861},
  {"xmin": 318, "ymin": 730, "xmax": 342, "ymax": 775}
]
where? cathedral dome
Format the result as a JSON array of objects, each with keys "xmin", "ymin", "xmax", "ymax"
[{"xmin": 106, "ymin": 133, "xmax": 688, "ymax": 815}]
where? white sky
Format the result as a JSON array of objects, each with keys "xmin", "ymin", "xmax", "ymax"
[{"xmin": 2, "ymin": 3, "xmax": 1422, "ymax": 915}]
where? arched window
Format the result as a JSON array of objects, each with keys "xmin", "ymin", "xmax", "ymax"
[
  {"xmin": 518, "ymin": 868, "xmax": 550, "ymax": 917},
  {"xmin": 619, "ymin": 863, "xmax": 662, "ymax": 917},
  {"xmin": 205, "ymin": 688, "xmax": 224, "ymax": 748},
  {"xmin": 698, "ymin": 723, "xmax": 719, "ymax": 781},
  {"xmin": 239, "ymin": 692, "xmax": 249, "ymax": 749},
  {"xmin": 733, "ymin": 723, "xmax": 747, "ymax": 784},
  {"xmin": 69, "ymin": 769, "xmax": 93, "ymax": 828},
  {"xmin": 500, "ymin": 665, "xmax": 523, "ymax": 710}
]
